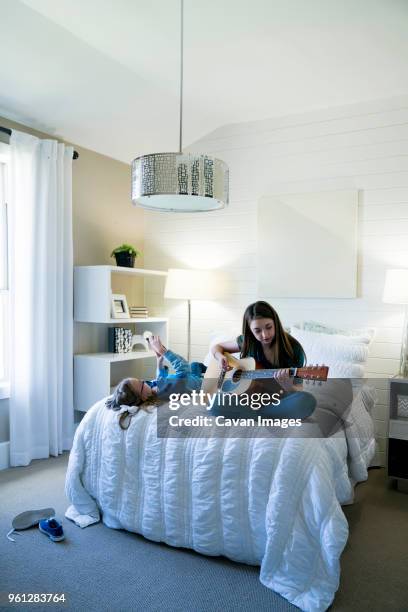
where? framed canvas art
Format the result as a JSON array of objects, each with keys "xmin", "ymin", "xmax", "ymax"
[{"xmin": 257, "ymin": 190, "xmax": 358, "ymax": 298}]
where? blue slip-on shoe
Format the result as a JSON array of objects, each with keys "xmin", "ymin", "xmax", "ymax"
[{"xmin": 39, "ymin": 518, "xmax": 65, "ymax": 542}]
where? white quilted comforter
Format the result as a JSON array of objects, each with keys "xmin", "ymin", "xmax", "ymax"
[{"xmin": 65, "ymin": 386, "xmax": 375, "ymax": 612}]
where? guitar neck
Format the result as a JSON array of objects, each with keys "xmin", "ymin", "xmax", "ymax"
[
  {"xmin": 206, "ymin": 354, "xmax": 329, "ymax": 386},
  {"xmin": 241, "ymin": 368, "xmax": 298, "ymax": 379},
  {"xmin": 239, "ymin": 365, "xmax": 328, "ymax": 382}
]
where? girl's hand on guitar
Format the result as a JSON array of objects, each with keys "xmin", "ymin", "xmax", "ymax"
[
  {"xmin": 273, "ymin": 368, "xmax": 289, "ymax": 379},
  {"xmin": 273, "ymin": 368, "xmax": 294, "ymax": 393},
  {"xmin": 215, "ymin": 352, "xmax": 232, "ymax": 371}
]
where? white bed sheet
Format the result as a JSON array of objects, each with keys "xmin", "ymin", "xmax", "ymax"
[{"xmin": 65, "ymin": 385, "xmax": 375, "ymax": 612}]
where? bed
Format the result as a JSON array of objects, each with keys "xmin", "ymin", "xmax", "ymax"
[{"xmin": 65, "ymin": 377, "xmax": 375, "ymax": 612}]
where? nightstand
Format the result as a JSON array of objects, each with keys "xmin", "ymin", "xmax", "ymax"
[{"xmin": 388, "ymin": 376, "xmax": 408, "ymax": 492}]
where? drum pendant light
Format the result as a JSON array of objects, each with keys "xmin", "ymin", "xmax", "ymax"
[{"xmin": 131, "ymin": 0, "xmax": 229, "ymax": 212}]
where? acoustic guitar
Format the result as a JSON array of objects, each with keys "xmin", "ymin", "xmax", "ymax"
[{"xmin": 203, "ymin": 353, "xmax": 329, "ymax": 397}]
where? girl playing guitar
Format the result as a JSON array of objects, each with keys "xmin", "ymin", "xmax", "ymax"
[
  {"xmin": 212, "ymin": 300, "xmax": 305, "ymax": 375},
  {"xmin": 210, "ymin": 301, "xmax": 316, "ymax": 419}
]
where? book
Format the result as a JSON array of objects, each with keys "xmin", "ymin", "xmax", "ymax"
[
  {"xmin": 108, "ymin": 327, "xmax": 133, "ymax": 353},
  {"xmin": 129, "ymin": 305, "xmax": 149, "ymax": 318}
]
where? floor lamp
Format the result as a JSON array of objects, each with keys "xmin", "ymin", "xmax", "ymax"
[
  {"xmin": 383, "ymin": 269, "xmax": 408, "ymax": 378},
  {"xmin": 164, "ymin": 268, "xmax": 220, "ymax": 361}
]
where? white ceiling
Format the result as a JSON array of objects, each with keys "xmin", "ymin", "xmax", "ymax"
[{"xmin": 1, "ymin": 0, "xmax": 408, "ymax": 163}]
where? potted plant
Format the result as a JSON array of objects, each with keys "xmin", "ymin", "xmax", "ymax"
[{"xmin": 110, "ymin": 244, "xmax": 142, "ymax": 268}]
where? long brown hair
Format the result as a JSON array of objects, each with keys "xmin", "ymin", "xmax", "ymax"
[
  {"xmin": 105, "ymin": 378, "xmax": 158, "ymax": 411},
  {"xmin": 106, "ymin": 378, "xmax": 159, "ymax": 429},
  {"xmin": 241, "ymin": 301, "xmax": 305, "ymax": 367},
  {"xmin": 105, "ymin": 378, "xmax": 145, "ymax": 411}
]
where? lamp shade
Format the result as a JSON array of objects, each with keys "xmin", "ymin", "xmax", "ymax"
[
  {"xmin": 383, "ymin": 269, "xmax": 408, "ymax": 304},
  {"xmin": 165, "ymin": 268, "xmax": 223, "ymax": 301},
  {"xmin": 131, "ymin": 153, "xmax": 229, "ymax": 212}
]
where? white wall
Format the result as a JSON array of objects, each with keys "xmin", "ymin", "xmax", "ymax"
[{"xmin": 144, "ymin": 96, "xmax": 408, "ymax": 466}]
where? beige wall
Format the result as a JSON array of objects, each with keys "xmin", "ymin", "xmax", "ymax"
[
  {"xmin": 72, "ymin": 145, "xmax": 145, "ymax": 266},
  {"xmin": 0, "ymin": 116, "xmax": 145, "ymax": 446}
]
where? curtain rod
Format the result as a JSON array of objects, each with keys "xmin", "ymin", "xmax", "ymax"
[{"xmin": 0, "ymin": 126, "xmax": 79, "ymax": 160}]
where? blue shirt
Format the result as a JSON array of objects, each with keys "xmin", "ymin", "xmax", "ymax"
[{"xmin": 145, "ymin": 350, "xmax": 203, "ymax": 394}]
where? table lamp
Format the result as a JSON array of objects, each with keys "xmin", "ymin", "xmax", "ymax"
[
  {"xmin": 383, "ymin": 269, "xmax": 408, "ymax": 377},
  {"xmin": 165, "ymin": 268, "xmax": 222, "ymax": 361}
]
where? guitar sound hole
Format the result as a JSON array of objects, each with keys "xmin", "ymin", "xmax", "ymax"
[{"xmin": 232, "ymin": 369, "xmax": 243, "ymax": 383}]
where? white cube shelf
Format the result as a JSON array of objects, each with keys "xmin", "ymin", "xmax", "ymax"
[
  {"xmin": 74, "ymin": 265, "xmax": 168, "ymax": 412},
  {"xmin": 74, "ymin": 265, "xmax": 167, "ymax": 323}
]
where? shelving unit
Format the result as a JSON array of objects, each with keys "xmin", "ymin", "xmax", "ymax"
[
  {"xmin": 387, "ymin": 376, "xmax": 408, "ymax": 493},
  {"xmin": 74, "ymin": 266, "xmax": 168, "ymax": 412}
]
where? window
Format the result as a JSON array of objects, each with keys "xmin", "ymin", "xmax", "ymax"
[{"xmin": 0, "ymin": 155, "xmax": 9, "ymax": 394}]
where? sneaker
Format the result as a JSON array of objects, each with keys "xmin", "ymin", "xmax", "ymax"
[
  {"xmin": 38, "ymin": 518, "xmax": 65, "ymax": 542},
  {"xmin": 7, "ymin": 508, "xmax": 56, "ymax": 542}
]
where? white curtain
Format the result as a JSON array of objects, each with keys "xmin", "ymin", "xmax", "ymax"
[{"xmin": 9, "ymin": 130, "xmax": 74, "ymax": 466}]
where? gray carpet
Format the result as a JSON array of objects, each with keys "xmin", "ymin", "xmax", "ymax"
[{"xmin": 0, "ymin": 455, "xmax": 407, "ymax": 612}]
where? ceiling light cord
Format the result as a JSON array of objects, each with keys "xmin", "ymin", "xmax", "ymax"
[
  {"xmin": 130, "ymin": 0, "xmax": 229, "ymax": 212},
  {"xmin": 179, "ymin": 0, "xmax": 184, "ymax": 154}
]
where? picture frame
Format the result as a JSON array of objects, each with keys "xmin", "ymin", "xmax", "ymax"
[{"xmin": 111, "ymin": 293, "xmax": 130, "ymax": 319}]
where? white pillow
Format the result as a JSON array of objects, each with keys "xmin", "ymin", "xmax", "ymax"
[
  {"xmin": 290, "ymin": 326, "xmax": 373, "ymax": 378},
  {"xmin": 293, "ymin": 320, "xmax": 376, "ymax": 343}
]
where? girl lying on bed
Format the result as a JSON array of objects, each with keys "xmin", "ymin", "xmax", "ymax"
[{"xmin": 106, "ymin": 335, "xmax": 203, "ymax": 429}]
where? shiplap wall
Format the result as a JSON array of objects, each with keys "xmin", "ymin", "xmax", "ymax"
[{"xmin": 144, "ymin": 96, "xmax": 408, "ymax": 465}]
